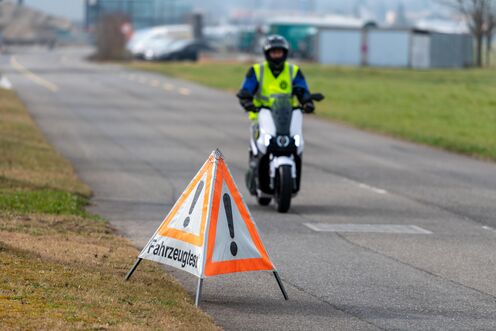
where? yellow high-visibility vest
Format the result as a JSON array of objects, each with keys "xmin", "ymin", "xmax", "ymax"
[{"xmin": 252, "ymin": 61, "xmax": 299, "ymax": 109}]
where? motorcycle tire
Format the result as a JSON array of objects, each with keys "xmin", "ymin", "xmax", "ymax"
[
  {"xmin": 245, "ymin": 170, "xmax": 257, "ymax": 196},
  {"xmin": 275, "ymin": 165, "xmax": 292, "ymax": 213}
]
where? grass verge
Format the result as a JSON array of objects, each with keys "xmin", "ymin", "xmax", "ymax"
[
  {"xmin": 0, "ymin": 89, "xmax": 218, "ymax": 330},
  {"xmin": 130, "ymin": 61, "xmax": 496, "ymax": 161}
]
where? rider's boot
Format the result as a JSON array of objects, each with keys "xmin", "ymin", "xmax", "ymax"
[
  {"xmin": 245, "ymin": 150, "xmax": 258, "ymax": 196},
  {"xmin": 245, "ymin": 121, "xmax": 260, "ymax": 196}
]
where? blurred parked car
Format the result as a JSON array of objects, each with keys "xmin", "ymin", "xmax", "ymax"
[
  {"xmin": 126, "ymin": 25, "xmax": 201, "ymax": 61},
  {"xmin": 149, "ymin": 39, "xmax": 203, "ymax": 61}
]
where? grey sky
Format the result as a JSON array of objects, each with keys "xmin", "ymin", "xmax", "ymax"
[{"xmin": 19, "ymin": 0, "xmax": 446, "ymax": 23}]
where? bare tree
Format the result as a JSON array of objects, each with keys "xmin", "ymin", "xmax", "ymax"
[
  {"xmin": 93, "ymin": 14, "xmax": 129, "ymax": 61},
  {"xmin": 486, "ymin": 2, "xmax": 496, "ymax": 66},
  {"xmin": 440, "ymin": 0, "xmax": 494, "ymax": 67}
]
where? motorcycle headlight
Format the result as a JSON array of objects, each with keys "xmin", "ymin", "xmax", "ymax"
[
  {"xmin": 264, "ymin": 133, "xmax": 272, "ymax": 147},
  {"xmin": 294, "ymin": 134, "xmax": 301, "ymax": 147}
]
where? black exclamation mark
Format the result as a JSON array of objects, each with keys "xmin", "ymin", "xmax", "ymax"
[
  {"xmin": 223, "ymin": 193, "xmax": 238, "ymax": 256},
  {"xmin": 183, "ymin": 181, "xmax": 204, "ymax": 228}
]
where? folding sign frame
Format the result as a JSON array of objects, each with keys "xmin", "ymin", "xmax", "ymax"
[{"xmin": 125, "ymin": 149, "xmax": 288, "ymax": 306}]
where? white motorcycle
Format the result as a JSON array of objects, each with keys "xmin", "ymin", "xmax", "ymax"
[{"xmin": 246, "ymin": 93, "xmax": 324, "ymax": 213}]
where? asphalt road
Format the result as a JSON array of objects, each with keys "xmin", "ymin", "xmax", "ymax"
[{"xmin": 2, "ymin": 47, "xmax": 496, "ymax": 330}]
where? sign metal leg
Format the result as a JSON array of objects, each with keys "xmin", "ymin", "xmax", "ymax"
[
  {"xmin": 195, "ymin": 278, "xmax": 204, "ymax": 307},
  {"xmin": 125, "ymin": 258, "xmax": 142, "ymax": 281},
  {"xmin": 273, "ymin": 271, "xmax": 289, "ymax": 300}
]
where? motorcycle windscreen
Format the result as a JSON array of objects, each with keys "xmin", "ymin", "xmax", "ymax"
[{"xmin": 270, "ymin": 95, "xmax": 293, "ymax": 136}]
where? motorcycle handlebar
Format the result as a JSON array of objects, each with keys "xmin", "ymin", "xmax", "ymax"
[
  {"xmin": 311, "ymin": 93, "xmax": 325, "ymax": 102},
  {"xmin": 252, "ymin": 93, "xmax": 325, "ymax": 112}
]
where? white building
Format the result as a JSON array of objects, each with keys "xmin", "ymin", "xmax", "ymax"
[{"xmin": 315, "ymin": 27, "xmax": 473, "ymax": 68}]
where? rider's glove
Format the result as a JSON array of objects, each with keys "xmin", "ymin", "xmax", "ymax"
[
  {"xmin": 241, "ymin": 99, "xmax": 258, "ymax": 112},
  {"xmin": 303, "ymin": 102, "xmax": 315, "ymax": 114},
  {"xmin": 237, "ymin": 89, "xmax": 258, "ymax": 112}
]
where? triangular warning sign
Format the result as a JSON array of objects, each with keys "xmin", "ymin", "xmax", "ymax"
[
  {"xmin": 137, "ymin": 150, "xmax": 275, "ymax": 278},
  {"xmin": 204, "ymin": 156, "xmax": 274, "ymax": 276},
  {"xmin": 129, "ymin": 150, "xmax": 288, "ymax": 305}
]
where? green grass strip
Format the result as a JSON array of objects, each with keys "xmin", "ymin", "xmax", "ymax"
[{"xmin": 0, "ymin": 189, "xmax": 92, "ymax": 217}]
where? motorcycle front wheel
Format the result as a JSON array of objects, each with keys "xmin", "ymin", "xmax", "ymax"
[{"xmin": 275, "ymin": 165, "xmax": 292, "ymax": 213}]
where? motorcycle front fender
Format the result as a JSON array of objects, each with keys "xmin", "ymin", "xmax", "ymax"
[{"xmin": 269, "ymin": 156, "xmax": 297, "ymax": 179}]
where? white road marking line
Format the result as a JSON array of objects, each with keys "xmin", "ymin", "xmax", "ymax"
[
  {"xmin": 342, "ymin": 178, "xmax": 388, "ymax": 195},
  {"xmin": 482, "ymin": 226, "xmax": 496, "ymax": 232},
  {"xmin": 357, "ymin": 183, "xmax": 388, "ymax": 194},
  {"xmin": 163, "ymin": 83, "xmax": 175, "ymax": 91},
  {"xmin": 408, "ymin": 225, "xmax": 434, "ymax": 234},
  {"xmin": 137, "ymin": 77, "xmax": 147, "ymax": 84},
  {"xmin": 0, "ymin": 75, "xmax": 13, "ymax": 89},
  {"xmin": 304, "ymin": 223, "xmax": 432, "ymax": 234},
  {"xmin": 150, "ymin": 79, "xmax": 161, "ymax": 87},
  {"xmin": 10, "ymin": 56, "xmax": 59, "ymax": 92},
  {"xmin": 178, "ymin": 87, "xmax": 191, "ymax": 95},
  {"xmin": 60, "ymin": 56, "xmax": 69, "ymax": 65}
]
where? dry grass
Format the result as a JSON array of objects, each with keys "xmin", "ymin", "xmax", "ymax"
[
  {"xmin": 0, "ymin": 89, "xmax": 90, "ymax": 195},
  {"xmin": 0, "ymin": 215, "xmax": 218, "ymax": 330},
  {"xmin": 0, "ymin": 89, "xmax": 219, "ymax": 330}
]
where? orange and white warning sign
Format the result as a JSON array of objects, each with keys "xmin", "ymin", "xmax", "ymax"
[{"xmin": 138, "ymin": 149, "xmax": 275, "ymax": 278}]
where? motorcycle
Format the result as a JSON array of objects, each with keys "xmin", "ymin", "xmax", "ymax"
[{"xmin": 246, "ymin": 93, "xmax": 324, "ymax": 213}]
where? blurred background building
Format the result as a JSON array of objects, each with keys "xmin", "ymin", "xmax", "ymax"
[
  {"xmin": 1, "ymin": 0, "xmax": 487, "ymax": 68},
  {"xmin": 85, "ymin": 0, "xmax": 193, "ymax": 31},
  {"xmin": 267, "ymin": 17, "xmax": 473, "ymax": 68}
]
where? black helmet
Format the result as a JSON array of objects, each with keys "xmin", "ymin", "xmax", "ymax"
[{"xmin": 263, "ymin": 35, "xmax": 289, "ymax": 67}]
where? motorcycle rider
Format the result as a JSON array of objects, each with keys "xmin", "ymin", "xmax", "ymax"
[{"xmin": 236, "ymin": 35, "xmax": 315, "ymax": 196}]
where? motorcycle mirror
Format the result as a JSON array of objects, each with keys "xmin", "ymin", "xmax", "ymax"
[{"xmin": 311, "ymin": 93, "xmax": 325, "ymax": 102}]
